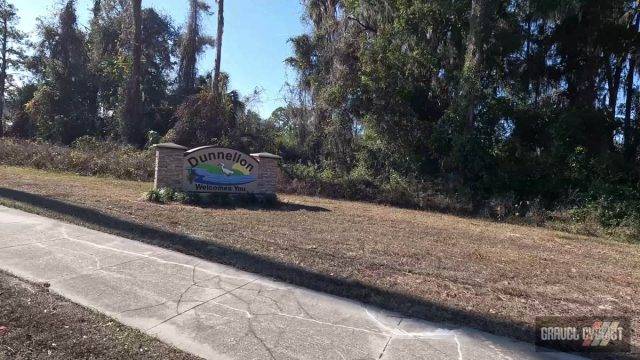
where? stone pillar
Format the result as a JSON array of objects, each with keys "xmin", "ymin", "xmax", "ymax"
[
  {"xmin": 250, "ymin": 152, "xmax": 282, "ymax": 194},
  {"xmin": 154, "ymin": 143, "xmax": 187, "ymax": 190}
]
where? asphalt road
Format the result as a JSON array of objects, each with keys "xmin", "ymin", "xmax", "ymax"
[{"xmin": 0, "ymin": 205, "xmax": 585, "ymax": 360}]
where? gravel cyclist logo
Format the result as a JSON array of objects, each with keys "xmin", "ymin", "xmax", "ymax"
[{"xmin": 535, "ymin": 316, "xmax": 630, "ymax": 353}]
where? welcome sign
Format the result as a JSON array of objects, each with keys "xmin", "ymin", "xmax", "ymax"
[{"xmin": 184, "ymin": 146, "xmax": 260, "ymax": 193}]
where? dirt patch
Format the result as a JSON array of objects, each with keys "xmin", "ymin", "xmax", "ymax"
[
  {"xmin": 0, "ymin": 270, "xmax": 200, "ymax": 359},
  {"xmin": 0, "ymin": 166, "xmax": 638, "ymax": 354}
]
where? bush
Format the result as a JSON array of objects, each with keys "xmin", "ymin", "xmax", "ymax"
[
  {"xmin": 208, "ymin": 193, "xmax": 233, "ymax": 207},
  {"xmin": 564, "ymin": 184, "xmax": 640, "ymax": 241},
  {"xmin": 158, "ymin": 188, "xmax": 175, "ymax": 203},
  {"xmin": 279, "ymin": 163, "xmax": 468, "ymax": 213},
  {"xmin": 145, "ymin": 189, "xmax": 161, "ymax": 203},
  {"xmin": 144, "ymin": 188, "xmax": 279, "ymax": 209},
  {"xmin": 0, "ymin": 137, "xmax": 154, "ymax": 181}
]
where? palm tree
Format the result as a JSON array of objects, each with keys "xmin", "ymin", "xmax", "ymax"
[{"xmin": 212, "ymin": 0, "xmax": 223, "ymax": 92}]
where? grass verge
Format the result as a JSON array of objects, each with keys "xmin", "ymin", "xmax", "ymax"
[
  {"xmin": 0, "ymin": 270, "xmax": 199, "ymax": 359},
  {"xmin": 0, "ymin": 165, "xmax": 638, "ymax": 356}
]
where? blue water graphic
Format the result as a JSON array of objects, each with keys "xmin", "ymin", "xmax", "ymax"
[{"xmin": 191, "ymin": 168, "xmax": 256, "ymax": 186}]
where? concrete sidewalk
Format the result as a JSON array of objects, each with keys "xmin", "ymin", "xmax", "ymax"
[{"xmin": 0, "ymin": 205, "xmax": 583, "ymax": 360}]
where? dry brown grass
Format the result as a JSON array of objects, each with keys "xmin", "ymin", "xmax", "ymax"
[{"xmin": 0, "ymin": 165, "xmax": 638, "ymax": 351}]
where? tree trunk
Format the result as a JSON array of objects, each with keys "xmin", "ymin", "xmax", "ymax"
[
  {"xmin": 0, "ymin": 15, "xmax": 7, "ymax": 137},
  {"xmin": 607, "ymin": 55, "xmax": 625, "ymax": 123},
  {"xmin": 122, "ymin": 0, "xmax": 142, "ymax": 144},
  {"xmin": 212, "ymin": 0, "xmax": 224, "ymax": 92},
  {"xmin": 624, "ymin": 13, "xmax": 640, "ymax": 160},
  {"xmin": 130, "ymin": 0, "xmax": 142, "ymax": 107},
  {"xmin": 624, "ymin": 57, "xmax": 637, "ymax": 159},
  {"xmin": 177, "ymin": 0, "xmax": 198, "ymax": 96},
  {"xmin": 462, "ymin": 0, "xmax": 495, "ymax": 131}
]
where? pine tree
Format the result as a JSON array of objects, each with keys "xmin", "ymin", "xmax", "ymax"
[
  {"xmin": 0, "ymin": 0, "xmax": 26, "ymax": 137},
  {"xmin": 27, "ymin": 0, "xmax": 97, "ymax": 144}
]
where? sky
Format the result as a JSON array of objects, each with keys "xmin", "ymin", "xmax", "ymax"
[{"xmin": 14, "ymin": 0, "xmax": 307, "ymax": 118}]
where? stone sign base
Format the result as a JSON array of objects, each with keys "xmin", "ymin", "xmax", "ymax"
[{"xmin": 153, "ymin": 143, "xmax": 281, "ymax": 195}]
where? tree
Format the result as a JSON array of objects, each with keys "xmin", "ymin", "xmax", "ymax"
[
  {"xmin": 212, "ymin": 0, "xmax": 223, "ymax": 91},
  {"xmin": 176, "ymin": 0, "xmax": 212, "ymax": 98},
  {"xmin": 87, "ymin": 0, "xmax": 127, "ymax": 135},
  {"xmin": 285, "ymin": 0, "xmax": 640, "ymax": 205},
  {"xmin": 624, "ymin": 10, "xmax": 639, "ymax": 159},
  {"xmin": 0, "ymin": 0, "xmax": 25, "ymax": 137},
  {"xmin": 27, "ymin": 0, "xmax": 97, "ymax": 144},
  {"xmin": 461, "ymin": 0, "xmax": 498, "ymax": 131},
  {"xmin": 139, "ymin": 8, "xmax": 178, "ymax": 134},
  {"xmin": 170, "ymin": 72, "xmax": 243, "ymax": 148},
  {"xmin": 87, "ymin": 0, "xmax": 178, "ymax": 139},
  {"xmin": 121, "ymin": 0, "xmax": 142, "ymax": 145}
]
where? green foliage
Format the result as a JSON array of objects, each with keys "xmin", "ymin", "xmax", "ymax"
[
  {"xmin": 27, "ymin": 1, "xmax": 98, "ymax": 145},
  {"xmin": 578, "ymin": 185, "xmax": 640, "ymax": 228},
  {"xmin": 274, "ymin": 0, "xmax": 640, "ymax": 238},
  {"xmin": 176, "ymin": 0, "xmax": 213, "ymax": 99},
  {"xmin": 157, "ymin": 187, "xmax": 175, "ymax": 203},
  {"xmin": 169, "ymin": 85, "xmax": 277, "ymax": 153},
  {"xmin": 0, "ymin": 0, "xmax": 29, "ymax": 137},
  {"xmin": 143, "ymin": 187, "xmax": 279, "ymax": 209},
  {"xmin": 145, "ymin": 188, "xmax": 161, "ymax": 203},
  {"xmin": 169, "ymin": 88, "xmax": 234, "ymax": 148},
  {"xmin": 145, "ymin": 188, "xmax": 190, "ymax": 204}
]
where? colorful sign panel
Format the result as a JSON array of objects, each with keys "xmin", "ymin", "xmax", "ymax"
[{"xmin": 184, "ymin": 147, "xmax": 259, "ymax": 193}]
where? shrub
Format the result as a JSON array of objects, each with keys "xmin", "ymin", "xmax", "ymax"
[
  {"xmin": 0, "ymin": 137, "xmax": 154, "ymax": 181},
  {"xmin": 379, "ymin": 172, "xmax": 417, "ymax": 208},
  {"xmin": 173, "ymin": 191, "xmax": 188, "ymax": 204},
  {"xmin": 145, "ymin": 189, "xmax": 161, "ymax": 203},
  {"xmin": 279, "ymin": 163, "xmax": 467, "ymax": 213},
  {"xmin": 143, "ymin": 187, "xmax": 280, "ymax": 209},
  {"xmin": 259, "ymin": 193, "xmax": 278, "ymax": 207},
  {"xmin": 158, "ymin": 188, "xmax": 176, "ymax": 203},
  {"xmin": 208, "ymin": 193, "xmax": 233, "ymax": 207}
]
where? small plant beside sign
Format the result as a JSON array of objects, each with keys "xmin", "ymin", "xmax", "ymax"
[{"xmin": 145, "ymin": 187, "xmax": 278, "ymax": 208}]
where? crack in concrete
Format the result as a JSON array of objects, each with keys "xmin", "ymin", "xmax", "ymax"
[
  {"xmin": 364, "ymin": 309, "xmax": 459, "ymax": 340},
  {"xmin": 0, "ymin": 236, "xmax": 65, "ymax": 250},
  {"xmin": 208, "ymin": 300, "xmax": 389, "ymax": 337},
  {"xmin": 257, "ymin": 288, "xmax": 287, "ymax": 314},
  {"xmin": 50, "ymin": 257, "xmax": 147, "ymax": 284},
  {"xmin": 45, "ymin": 241, "xmax": 102, "ymax": 269},
  {"xmin": 185, "ymin": 303, "xmax": 467, "ymax": 359},
  {"xmin": 246, "ymin": 318, "xmax": 278, "ymax": 360},
  {"xmin": 119, "ymin": 300, "xmax": 171, "ymax": 314},
  {"xmin": 0, "ymin": 210, "xmax": 486, "ymax": 360},
  {"xmin": 175, "ymin": 265, "xmax": 198, "ymax": 314},
  {"xmin": 58, "ymin": 227, "xmax": 257, "ymax": 283},
  {"xmin": 146, "ymin": 278, "xmax": 259, "ymax": 332},
  {"xmin": 454, "ymin": 334, "xmax": 463, "ymax": 360},
  {"xmin": 293, "ymin": 297, "xmax": 317, "ymax": 320},
  {"xmin": 378, "ymin": 337, "xmax": 392, "ymax": 359},
  {"xmin": 414, "ymin": 336, "xmax": 456, "ymax": 359},
  {"xmin": 483, "ymin": 341, "xmax": 512, "ymax": 360}
]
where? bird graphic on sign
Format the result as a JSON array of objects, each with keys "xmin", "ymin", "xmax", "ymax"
[{"xmin": 218, "ymin": 163, "xmax": 235, "ymax": 176}]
